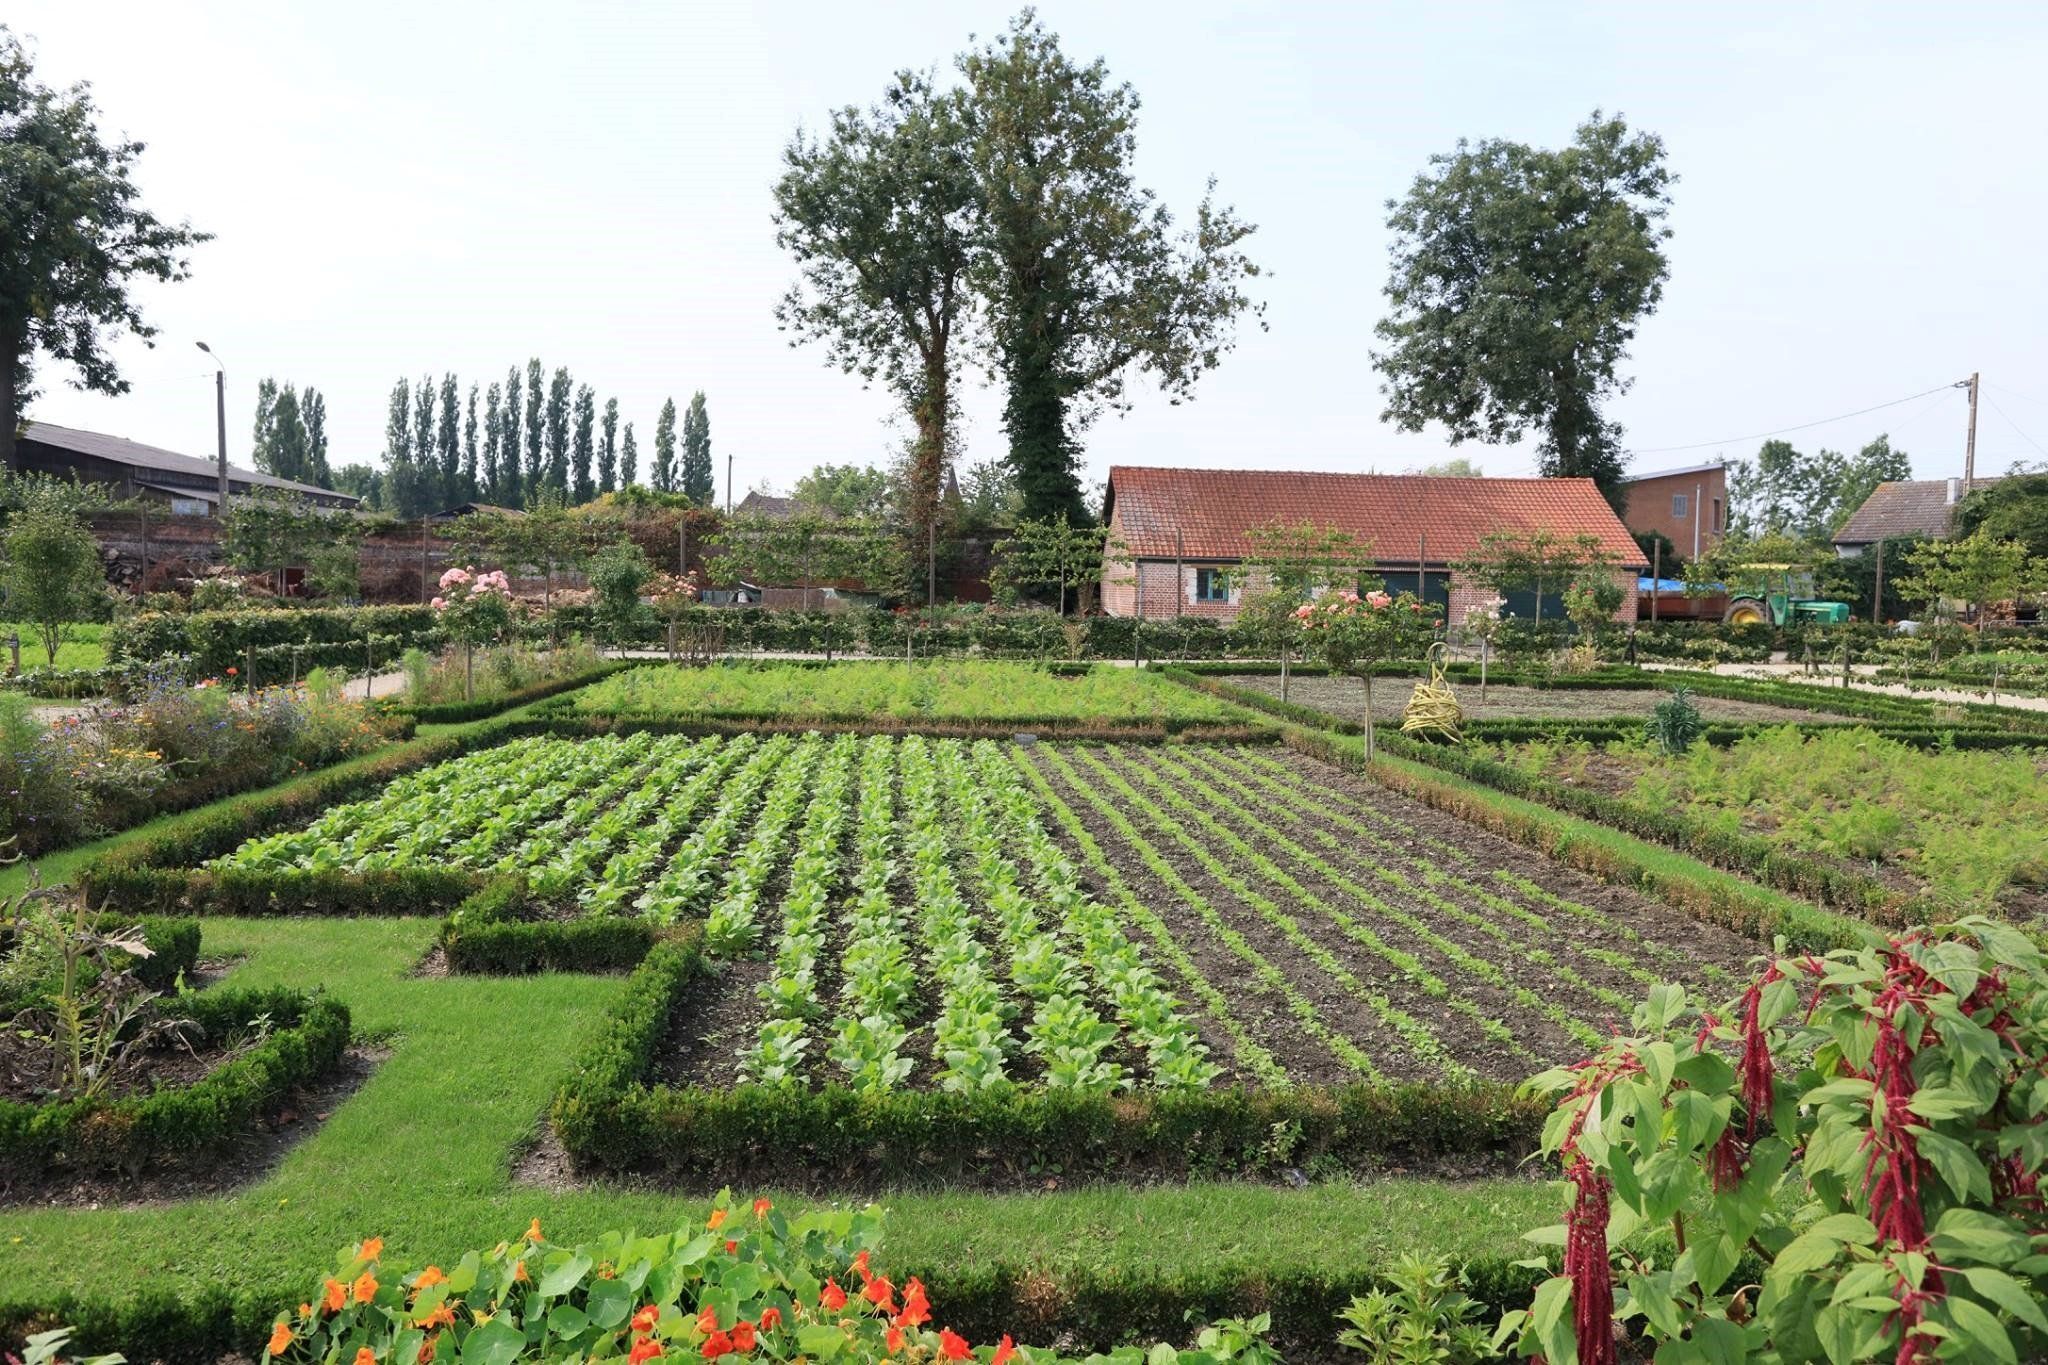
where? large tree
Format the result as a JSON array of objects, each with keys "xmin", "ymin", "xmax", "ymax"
[
  {"xmin": 412, "ymin": 373, "xmax": 435, "ymax": 506},
  {"xmin": 681, "ymin": 390, "xmax": 714, "ymax": 505},
  {"xmin": 1957, "ymin": 473, "xmax": 2048, "ymax": 561},
  {"xmin": 383, "ymin": 377, "xmax": 428, "ymax": 518},
  {"xmin": 544, "ymin": 366, "xmax": 572, "ymax": 497},
  {"xmin": 1729, "ymin": 434, "xmax": 1911, "ymax": 542},
  {"xmin": 0, "ymin": 30, "xmax": 209, "ymax": 467},
  {"xmin": 265, "ymin": 384, "xmax": 309, "ymax": 485},
  {"xmin": 620, "ymin": 421, "xmax": 639, "ymax": 490},
  {"xmin": 1372, "ymin": 112, "xmax": 1673, "ymax": 512},
  {"xmin": 793, "ymin": 462, "xmax": 896, "ymax": 519},
  {"xmin": 774, "ymin": 71, "xmax": 974, "ymax": 549},
  {"xmin": 957, "ymin": 14, "xmax": 1264, "ymax": 525},
  {"xmin": 652, "ymin": 398, "xmax": 678, "ymax": 493},
  {"xmin": 598, "ymin": 396, "xmax": 619, "ymax": 495},
  {"xmin": 571, "ymin": 383, "xmax": 596, "ymax": 503},
  {"xmin": 462, "ymin": 382, "xmax": 479, "ymax": 503}
]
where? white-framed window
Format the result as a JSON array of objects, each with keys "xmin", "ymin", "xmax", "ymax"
[
  {"xmin": 1672, "ymin": 493, "xmax": 1690, "ymax": 518},
  {"xmin": 1192, "ymin": 566, "xmax": 1232, "ymax": 603},
  {"xmin": 171, "ymin": 497, "xmax": 210, "ymax": 517}
]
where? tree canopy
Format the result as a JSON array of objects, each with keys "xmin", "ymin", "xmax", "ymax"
[
  {"xmin": 1728, "ymin": 434, "xmax": 1910, "ymax": 541},
  {"xmin": 1956, "ymin": 473, "xmax": 2048, "ymax": 560},
  {"xmin": 1372, "ymin": 112, "xmax": 1672, "ymax": 512},
  {"xmin": 792, "ymin": 462, "xmax": 897, "ymax": 520},
  {"xmin": 0, "ymin": 29, "xmax": 209, "ymax": 467}
]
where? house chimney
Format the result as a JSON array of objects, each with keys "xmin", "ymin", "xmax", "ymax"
[{"xmin": 1946, "ymin": 477, "xmax": 1960, "ymax": 505}]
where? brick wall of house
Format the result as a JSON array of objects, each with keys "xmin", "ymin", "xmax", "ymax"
[{"xmin": 1103, "ymin": 557, "xmax": 1639, "ymax": 625}]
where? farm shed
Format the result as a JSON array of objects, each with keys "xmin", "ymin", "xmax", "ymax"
[{"xmin": 1099, "ymin": 465, "xmax": 1645, "ymax": 622}]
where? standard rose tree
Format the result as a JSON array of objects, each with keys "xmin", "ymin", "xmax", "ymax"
[
  {"xmin": 1295, "ymin": 589, "xmax": 1439, "ymax": 759},
  {"xmin": 431, "ymin": 566, "xmax": 513, "ymax": 700}
]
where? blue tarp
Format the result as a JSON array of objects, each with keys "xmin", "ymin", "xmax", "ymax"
[{"xmin": 1638, "ymin": 577, "xmax": 1722, "ymax": 594}]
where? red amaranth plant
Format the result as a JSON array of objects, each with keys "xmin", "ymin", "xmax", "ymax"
[{"xmin": 1496, "ymin": 919, "xmax": 2048, "ymax": 1365}]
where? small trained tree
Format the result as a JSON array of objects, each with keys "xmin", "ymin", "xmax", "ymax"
[
  {"xmin": 2, "ymin": 502, "xmax": 105, "ymax": 666},
  {"xmin": 1561, "ymin": 571, "xmax": 1625, "ymax": 668},
  {"xmin": 992, "ymin": 516, "xmax": 1120, "ymax": 616},
  {"xmin": 587, "ymin": 539, "xmax": 652, "ymax": 656},
  {"xmin": 1898, "ymin": 533, "xmax": 2042, "ymax": 628},
  {"xmin": 1296, "ymin": 588, "xmax": 1438, "ymax": 760},
  {"xmin": 1456, "ymin": 530, "xmax": 1616, "ymax": 626},
  {"xmin": 1231, "ymin": 521, "xmax": 1371, "ymax": 700},
  {"xmin": 708, "ymin": 514, "xmax": 905, "ymax": 612}
]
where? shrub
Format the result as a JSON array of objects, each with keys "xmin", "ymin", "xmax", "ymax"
[
  {"xmin": 1497, "ymin": 918, "xmax": 2048, "ymax": 1365},
  {"xmin": 1643, "ymin": 686, "xmax": 1704, "ymax": 754}
]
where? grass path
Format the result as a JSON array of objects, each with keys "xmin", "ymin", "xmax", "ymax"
[{"xmin": 0, "ymin": 916, "xmax": 1558, "ymax": 1329}]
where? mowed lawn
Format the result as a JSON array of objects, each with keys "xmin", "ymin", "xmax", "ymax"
[{"xmin": 2, "ymin": 620, "xmax": 107, "ymax": 670}]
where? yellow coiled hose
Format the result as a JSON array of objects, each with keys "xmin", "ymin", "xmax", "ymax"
[{"xmin": 1400, "ymin": 642, "xmax": 1464, "ymax": 743}]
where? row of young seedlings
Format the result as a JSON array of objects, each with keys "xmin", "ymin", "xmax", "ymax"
[
  {"xmin": 580, "ymin": 736, "xmax": 762, "ymax": 916},
  {"xmin": 826, "ymin": 737, "xmax": 917, "ymax": 1090},
  {"xmin": 633, "ymin": 735, "xmax": 805, "ymax": 925},
  {"xmin": 220, "ymin": 736, "xmax": 627, "ymax": 872}
]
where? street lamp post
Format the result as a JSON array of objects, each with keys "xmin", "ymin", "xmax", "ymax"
[{"xmin": 196, "ymin": 342, "xmax": 227, "ymax": 512}]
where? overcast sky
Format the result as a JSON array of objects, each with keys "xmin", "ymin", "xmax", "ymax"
[{"xmin": 12, "ymin": 1, "xmax": 2048, "ymax": 499}]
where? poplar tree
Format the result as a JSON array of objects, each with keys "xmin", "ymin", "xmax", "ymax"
[
  {"xmin": 252, "ymin": 378, "xmax": 278, "ymax": 472},
  {"xmin": 502, "ymin": 365, "xmax": 524, "ymax": 506},
  {"xmin": 599, "ymin": 397, "xmax": 619, "ymax": 494},
  {"xmin": 621, "ymin": 422, "xmax": 639, "ymax": 490},
  {"xmin": 304, "ymin": 387, "xmax": 330, "ymax": 487},
  {"xmin": 413, "ymin": 374, "xmax": 435, "ymax": 502},
  {"xmin": 384, "ymin": 377, "xmax": 427, "ymax": 517},
  {"xmin": 652, "ymin": 397, "xmax": 678, "ymax": 493},
  {"xmin": 463, "ymin": 383, "xmax": 480, "ymax": 503},
  {"xmin": 681, "ymin": 391, "xmax": 714, "ymax": 505},
  {"xmin": 544, "ymin": 365, "xmax": 570, "ymax": 497},
  {"xmin": 267, "ymin": 384, "xmax": 309, "ymax": 485},
  {"xmin": 523, "ymin": 357, "xmax": 544, "ymax": 498},
  {"xmin": 437, "ymin": 373, "xmax": 460, "ymax": 508},
  {"xmin": 483, "ymin": 382, "xmax": 503, "ymax": 504},
  {"xmin": 572, "ymin": 383, "xmax": 596, "ymax": 503}
]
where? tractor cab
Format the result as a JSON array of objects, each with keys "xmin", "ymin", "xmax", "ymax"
[{"xmin": 1722, "ymin": 565, "xmax": 1852, "ymax": 627}]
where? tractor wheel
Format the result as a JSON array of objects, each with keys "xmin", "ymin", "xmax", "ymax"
[{"xmin": 1724, "ymin": 598, "xmax": 1768, "ymax": 626}]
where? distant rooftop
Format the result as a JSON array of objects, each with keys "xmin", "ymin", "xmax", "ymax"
[
  {"xmin": 1624, "ymin": 461, "xmax": 1728, "ymax": 483},
  {"xmin": 16, "ymin": 419, "xmax": 357, "ymax": 505}
]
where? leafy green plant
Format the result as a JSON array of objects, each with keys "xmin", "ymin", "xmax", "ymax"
[
  {"xmin": 1644, "ymin": 686, "xmax": 1704, "ymax": 755},
  {"xmin": 1496, "ymin": 918, "xmax": 2048, "ymax": 1365},
  {"xmin": 1337, "ymin": 1254, "xmax": 1492, "ymax": 1365}
]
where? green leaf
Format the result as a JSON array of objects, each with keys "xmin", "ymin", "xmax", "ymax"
[
  {"xmin": 546, "ymin": 1305, "xmax": 590, "ymax": 1338},
  {"xmin": 1945, "ymin": 1295, "xmax": 2016, "ymax": 1365},
  {"xmin": 584, "ymin": 1277, "xmax": 631, "ymax": 1330},
  {"xmin": 1771, "ymin": 1230, "xmax": 1845, "ymax": 1278},
  {"xmin": 1907, "ymin": 1086, "xmax": 1987, "ymax": 1122},
  {"xmin": 797, "ymin": 1325, "xmax": 848, "ymax": 1360},
  {"xmin": 538, "ymin": 1253, "xmax": 592, "ymax": 1298},
  {"xmin": 460, "ymin": 1320, "xmax": 525, "ymax": 1365},
  {"xmin": 1932, "ymin": 1209, "xmax": 2031, "ymax": 1267},
  {"xmin": 1624, "ymin": 1271, "xmax": 1686, "ymax": 1339},
  {"xmin": 1913, "ymin": 1128, "xmax": 1993, "ymax": 1205},
  {"xmin": 1690, "ymin": 1316, "xmax": 1748, "ymax": 1365},
  {"xmin": 1806, "ymin": 1213, "xmax": 1879, "ymax": 1245},
  {"xmin": 1913, "ymin": 939, "xmax": 1982, "ymax": 1000},
  {"xmin": 1528, "ymin": 1277, "xmax": 1576, "ymax": 1365},
  {"xmin": 1958, "ymin": 1267, "xmax": 2048, "ymax": 1333},
  {"xmin": 1674, "ymin": 1049, "xmax": 1735, "ymax": 1095}
]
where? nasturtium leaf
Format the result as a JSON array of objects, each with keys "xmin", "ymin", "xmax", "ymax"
[
  {"xmin": 447, "ymin": 1252, "xmax": 481, "ymax": 1296},
  {"xmin": 584, "ymin": 1277, "xmax": 631, "ymax": 1330},
  {"xmin": 1147, "ymin": 1344, "xmax": 1179, "ymax": 1365},
  {"xmin": 460, "ymin": 1319, "xmax": 525, "ymax": 1365},
  {"xmin": 798, "ymin": 1325, "xmax": 848, "ymax": 1360},
  {"xmin": 538, "ymin": 1253, "xmax": 592, "ymax": 1298},
  {"xmin": 546, "ymin": 1305, "xmax": 590, "ymax": 1338}
]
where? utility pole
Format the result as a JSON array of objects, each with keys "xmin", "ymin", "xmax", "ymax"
[
  {"xmin": 196, "ymin": 342, "xmax": 228, "ymax": 510},
  {"xmin": 1960, "ymin": 372, "xmax": 1981, "ymax": 494},
  {"xmin": 726, "ymin": 454, "xmax": 733, "ymax": 515},
  {"xmin": 1872, "ymin": 537, "xmax": 1886, "ymax": 624}
]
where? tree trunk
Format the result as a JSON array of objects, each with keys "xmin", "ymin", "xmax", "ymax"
[
  {"xmin": 0, "ymin": 335, "xmax": 20, "ymax": 470},
  {"xmin": 465, "ymin": 643, "xmax": 475, "ymax": 701},
  {"xmin": 908, "ymin": 354, "xmax": 950, "ymax": 580},
  {"xmin": 1280, "ymin": 644, "xmax": 1291, "ymax": 703},
  {"xmin": 1361, "ymin": 671, "xmax": 1374, "ymax": 762}
]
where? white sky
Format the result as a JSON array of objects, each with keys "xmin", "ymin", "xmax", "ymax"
[{"xmin": 12, "ymin": 1, "xmax": 2048, "ymax": 498}]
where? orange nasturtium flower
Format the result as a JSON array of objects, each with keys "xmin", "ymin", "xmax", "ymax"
[
  {"xmin": 418, "ymin": 1334, "xmax": 439, "ymax": 1365},
  {"xmin": 758, "ymin": 1308, "xmax": 782, "ymax": 1333},
  {"xmin": 700, "ymin": 1331, "xmax": 733, "ymax": 1360},
  {"xmin": 526, "ymin": 1218, "xmax": 544, "ymax": 1244},
  {"xmin": 413, "ymin": 1265, "xmax": 447, "ymax": 1291},
  {"xmin": 415, "ymin": 1303, "xmax": 457, "ymax": 1331},
  {"xmin": 884, "ymin": 1327, "xmax": 904, "ymax": 1356},
  {"xmin": 863, "ymin": 1275, "xmax": 896, "ymax": 1313},
  {"xmin": 267, "ymin": 1322, "xmax": 295, "ymax": 1357},
  {"xmin": 697, "ymin": 1305, "xmax": 722, "ymax": 1334},
  {"xmin": 939, "ymin": 1329, "xmax": 972, "ymax": 1361},
  {"xmin": 322, "ymin": 1279, "xmax": 348, "ymax": 1314},
  {"xmin": 632, "ymin": 1306, "xmax": 661, "ymax": 1335},
  {"xmin": 513, "ymin": 1259, "xmax": 529, "ymax": 1283},
  {"xmin": 355, "ymin": 1349, "xmax": 377, "ymax": 1365},
  {"xmin": 852, "ymin": 1250, "xmax": 872, "ymax": 1282},
  {"xmin": 706, "ymin": 1208, "xmax": 729, "ymax": 1231},
  {"xmin": 753, "ymin": 1199, "xmax": 772, "ymax": 1219},
  {"xmin": 731, "ymin": 1320, "xmax": 757, "ymax": 1353},
  {"xmin": 893, "ymin": 1278, "xmax": 930, "ymax": 1329},
  {"xmin": 992, "ymin": 1336, "xmax": 1018, "ymax": 1365},
  {"xmin": 353, "ymin": 1271, "xmax": 379, "ymax": 1304},
  {"xmin": 820, "ymin": 1279, "xmax": 847, "ymax": 1312},
  {"xmin": 298, "ymin": 1304, "xmax": 312, "ymax": 1319},
  {"xmin": 631, "ymin": 1338, "xmax": 665, "ymax": 1365},
  {"xmin": 359, "ymin": 1238, "xmax": 385, "ymax": 1261}
]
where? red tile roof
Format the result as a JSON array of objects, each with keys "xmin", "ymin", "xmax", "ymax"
[{"xmin": 1106, "ymin": 466, "xmax": 1646, "ymax": 566}]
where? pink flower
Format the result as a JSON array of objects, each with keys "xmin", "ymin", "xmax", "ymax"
[
  {"xmin": 1365, "ymin": 591, "xmax": 1392, "ymax": 608},
  {"xmin": 430, "ymin": 596, "xmax": 447, "ymax": 610},
  {"xmin": 439, "ymin": 567, "xmax": 472, "ymax": 590}
]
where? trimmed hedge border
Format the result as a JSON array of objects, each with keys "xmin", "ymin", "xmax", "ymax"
[
  {"xmin": 550, "ymin": 938, "xmax": 1546, "ymax": 1185},
  {"xmin": 378, "ymin": 660, "xmax": 635, "ymax": 725},
  {"xmin": 0, "ymin": 985, "xmax": 349, "ymax": 1173},
  {"xmin": 437, "ymin": 878, "xmax": 658, "ymax": 975},
  {"xmin": 538, "ymin": 710, "xmax": 1281, "ymax": 743}
]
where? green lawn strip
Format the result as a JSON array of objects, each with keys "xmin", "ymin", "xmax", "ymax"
[
  {"xmin": 1031, "ymin": 746, "xmax": 1379, "ymax": 1083},
  {"xmin": 1064, "ymin": 746, "xmax": 1468, "ymax": 1083},
  {"xmin": 1208, "ymin": 748, "xmax": 1737, "ymax": 989},
  {"xmin": 1007, "ymin": 749, "xmax": 1286, "ymax": 1087},
  {"xmin": 1143, "ymin": 748, "xmax": 1577, "ymax": 1057},
  {"xmin": 0, "ymin": 915, "xmax": 1565, "ymax": 1358},
  {"xmin": 1120, "ymin": 747, "xmax": 1554, "ymax": 1058}
]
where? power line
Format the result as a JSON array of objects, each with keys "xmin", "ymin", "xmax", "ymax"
[
  {"xmin": 1624, "ymin": 382, "xmax": 1959, "ymax": 456},
  {"xmin": 1984, "ymin": 394, "xmax": 2048, "ymax": 462}
]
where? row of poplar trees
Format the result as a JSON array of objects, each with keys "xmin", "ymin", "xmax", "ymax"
[{"xmin": 374, "ymin": 367, "xmax": 713, "ymax": 518}]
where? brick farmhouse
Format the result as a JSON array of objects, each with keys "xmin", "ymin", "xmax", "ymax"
[{"xmin": 1099, "ymin": 466, "xmax": 1646, "ymax": 623}]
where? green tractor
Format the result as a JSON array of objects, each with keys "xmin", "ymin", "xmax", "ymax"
[{"xmin": 1722, "ymin": 565, "xmax": 1852, "ymax": 626}]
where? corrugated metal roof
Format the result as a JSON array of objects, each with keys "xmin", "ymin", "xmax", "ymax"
[
  {"xmin": 1624, "ymin": 461, "xmax": 1728, "ymax": 483},
  {"xmin": 17, "ymin": 420, "xmax": 358, "ymax": 504},
  {"xmin": 1106, "ymin": 466, "xmax": 1646, "ymax": 567}
]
